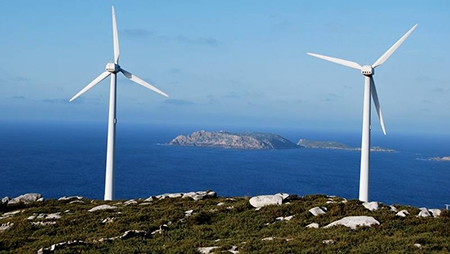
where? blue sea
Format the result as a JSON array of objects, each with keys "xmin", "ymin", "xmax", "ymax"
[{"xmin": 0, "ymin": 121, "xmax": 449, "ymax": 209}]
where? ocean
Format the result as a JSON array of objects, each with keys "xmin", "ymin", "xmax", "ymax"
[{"xmin": 0, "ymin": 121, "xmax": 449, "ymax": 209}]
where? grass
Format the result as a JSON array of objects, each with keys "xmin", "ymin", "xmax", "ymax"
[{"xmin": 1, "ymin": 194, "xmax": 449, "ymax": 253}]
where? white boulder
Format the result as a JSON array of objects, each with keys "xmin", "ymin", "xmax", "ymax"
[
  {"xmin": 8, "ymin": 193, "xmax": 43, "ymax": 205},
  {"xmin": 390, "ymin": 205, "xmax": 398, "ymax": 212},
  {"xmin": 88, "ymin": 205, "xmax": 117, "ymax": 212},
  {"xmin": 309, "ymin": 207, "xmax": 327, "ymax": 216},
  {"xmin": 250, "ymin": 195, "xmax": 282, "ymax": 208},
  {"xmin": 306, "ymin": 223, "xmax": 319, "ymax": 229},
  {"xmin": 363, "ymin": 201, "xmax": 379, "ymax": 211},
  {"xmin": 417, "ymin": 207, "xmax": 431, "ymax": 217},
  {"xmin": 324, "ymin": 216, "xmax": 380, "ymax": 230},
  {"xmin": 249, "ymin": 193, "xmax": 289, "ymax": 208},
  {"xmin": 0, "ymin": 222, "xmax": 13, "ymax": 232},
  {"xmin": 429, "ymin": 209, "xmax": 441, "ymax": 217},
  {"xmin": 396, "ymin": 210, "xmax": 410, "ymax": 217},
  {"xmin": 198, "ymin": 246, "xmax": 219, "ymax": 254},
  {"xmin": 58, "ymin": 196, "xmax": 83, "ymax": 201}
]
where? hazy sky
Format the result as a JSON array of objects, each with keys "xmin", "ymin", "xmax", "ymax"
[{"xmin": 1, "ymin": 1, "xmax": 449, "ymax": 134}]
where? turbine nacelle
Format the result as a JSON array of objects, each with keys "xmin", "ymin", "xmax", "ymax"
[
  {"xmin": 106, "ymin": 63, "xmax": 120, "ymax": 73},
  {"xmin": 361, "ymin": 65, "xmax": 373, "ymax": 76}
]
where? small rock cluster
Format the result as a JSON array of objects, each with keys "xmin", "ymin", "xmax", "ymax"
[{"xmin": 146, "ymin": 190, "xmax": 217, "ymax": 201}]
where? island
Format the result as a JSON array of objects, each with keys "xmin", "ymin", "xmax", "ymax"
[
  {"xmin": 168, "ymin": 130, "xmax": 298, "ymax": 150},
  {"xmin": 297, "ymin": 139, "xmax": 396, "ymax": 152},
  {"xmin": 430, "ymin": 156, "xmax": 450, "ymax": 162}
]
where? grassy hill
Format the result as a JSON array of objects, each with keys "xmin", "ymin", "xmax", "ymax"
[{"xmin": 1, "ymin": 193, "xmax": 449, "ymax": 253}]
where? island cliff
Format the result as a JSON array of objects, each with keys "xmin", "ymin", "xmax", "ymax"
[{"xmin": 168, "ymin": 130, "xmax": 298, "ymax": 150}]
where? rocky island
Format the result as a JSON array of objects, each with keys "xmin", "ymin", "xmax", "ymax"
[
  {"xmin": 297, "ymin": 139, "xmax": 396, "ymax": 152},
  {"xmin": 430, "ymin": 156, "xmax": 450, "ymax": 162},
  {"xmin": 168, "ymin": 130, "xmax": 298, "ymax": 150}
]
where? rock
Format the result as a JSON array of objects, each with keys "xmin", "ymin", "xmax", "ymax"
[
  {"xmin": 363, "ymin": 201, "xmax": 379, "ymax": 211},
  {"xmin": 28, "ymin": 213, "xmax": 61, "ymax": 220},
  {"xmin": 324, "ymin": 216, "xmax": 380, "ymax": 230},
  {"xmin": 309, "ymin": 207, "xmax": 327, "ymax": 216},
  {"xmin": 124, "ymin": 199, "xmax": 138, "ymax": 205},
  {"xmin": 1, "ymin": 210, "xmax": 21, "ymax": 218},
  {"xmin": 198, "ymin": 246, "xmax": 219, "ymax": 254},
  {"xmin": 121, "ymin": 230, "xmax": 147, "ymax": 239},
  {"xmin": 414, "ymin": 243, "xmax": 422, "ymax": 249},
  {"xmin": 262, "ymin": 237, "xmax": 275, "ymax": 241},
  {"xmin": 102, "ymin": 217, "xmax": 114, "ymax": 224},
  {"xmin": 183, "ymin": 190, "xmax": 217, "ymax": 201},
  {"xmin": 8, "ymin": 193, "xmax": 42, "ymax": 205},
  {"xmin": 276, "ymin": 193, "xmax": 290, "ymax": 200},
  {"xmin": 0, "ymin": 222, "xmax": 13, "ymax": 232},
  {"xmin": 69, "ymin": 200, "xmax": 84, "ymax": 204},
  {"xmin": 44, "ymin": 213, "xmax": 62, "ymax": 220},
  {"xmin": 144, "ymin": 196, "xmax": 154, "ymax": 202},
  {"xmin": 417, "ymin": 207, "xmax": 431, "ymax": 217},
  {"xmin": 185, "ymin": 210, "xmax": 194, "ymax": 217},
  {"xmin": 58, "ymin": 196, "xmax": 83, "ymax": 201},
  {"xmin": 390, "ymin": 205, "xmax": 398, "ymax": 212},
  {"xmin": 429, "ymin": 209, "xmax": 441, "ymax": 217},
  {"xmin": 37, "ymin": 240, "xmax": 86, "ymax": 254},
  {"xmin": 249, "ymin": 195, "xmax": 283, "ymax": 208},
  {"xmin": 31, "ymin": 221, "xmax": 57, "ymax": 226},
  {"xmin": 1, "ymin": 197, "xmax": 9, "ymax": 206},
  {"xmin": 154, "ymin": 191, "xmax": 216, "ymax": 201},
  {"xmin": 88, "ymin": 205, "xmax": 117, "ymax": 212},
  {"xmin": 228, "ymin": 245, "xmax": 239, "ymax": 254},
  {"xmin": 306, "ymin": 223, "xmax": 319, "ymax": 229},
  {"xmin": 323, "ymin": 239, "xmax": 334, "ymax": 245},
  {"xmin": 157, "ymin": 193, "xmax": 183, "ymax": 199},
  {"xmin": 275, "ymin": 215, "xmax": 294, "ymax": 221},
  {"xmin": 396, "ymin": 210, "xmax": 410, "ymax": 217}
]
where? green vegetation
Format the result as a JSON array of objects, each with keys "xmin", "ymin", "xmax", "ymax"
[{"xmin": 1, "ymin": 194, "xmax": 449, "ymax": 253}]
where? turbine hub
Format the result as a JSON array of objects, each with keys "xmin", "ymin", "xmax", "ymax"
[
  {"xmin": 106, "ymin": 63, "xmax": 120, "ymax": 73},
  {"xmin": 361, "ymin": 65, "xmax": 373, "ymax": 76}
]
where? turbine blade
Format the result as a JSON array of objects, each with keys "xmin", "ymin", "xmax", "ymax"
[
  {"xmin": 112, "ymin": 6, "xmax": 120, "ymax": 64},
  {"xmin": 307, "ymin": 52, "xmax": 361, "ymax": 70},
  {"xmin": 120, "ymin": 69, "xmax": 169, "ymax": 97},
  {"xmin": 372, "ymin": 24, "xmax": 418, "ymax": 68},
  {"xmin": 370, "ymin": 77, "xmax": 386, "ymax": 135},
  {"xmin": 69, "ymin": 71, "xmax": 111, "ymax": 102}
]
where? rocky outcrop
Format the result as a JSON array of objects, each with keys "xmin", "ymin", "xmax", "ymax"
[
  {"xmin": 168, "ymin": 130, "xmax": 298, "ymax": 150},
  {"xmin": 8, "ymin": 193, "xmax": 43, "ymax": 205},
  {"xmin": 88, "ymin": 205, "xmax": 117, "ymax": 212},
  {"xmin": 324, "ymin": 216, "xmax": 380, "ymax": 229},
  {"xmin": 249, "ymin": 193, "xmax": 289, "ymax": 208},
  {"xmin": 309, "ymin": 207, "xmax": 327, "ymax": 216},
  {"xmin": 363, "ymin": 201, "xmax": 380, "ymax": 211},
  {"xmin": 150, "ymin": 190, "xmax": 217, "ymax": 201}
]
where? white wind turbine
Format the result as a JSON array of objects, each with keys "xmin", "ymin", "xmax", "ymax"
[
  {"xmin": 70, "ymin": 6, "xmax": 169, "ymax": 200},
  {"xmin": 307, "ymin": 24, "xmax": 417, "ymax": 202}
]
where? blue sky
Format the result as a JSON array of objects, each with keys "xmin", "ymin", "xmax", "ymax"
[{"xmin": 1, "ymin": 1, "xmax": 449, "ymax": 134}]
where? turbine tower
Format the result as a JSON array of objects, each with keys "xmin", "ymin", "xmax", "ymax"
[
  {"xmin": 307, "ymin": 24, "xmax": 417, "ymax": 202},
  {"xmin": 70, "ymin": 6, "xmax": 169, "ymax": 200}
]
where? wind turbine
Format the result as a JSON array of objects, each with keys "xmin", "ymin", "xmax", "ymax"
[
  {"xmin": 307, "ymin": 24, "xmax": 417, "ymax": 202},
  {"xmin": 70, "ymin": 6, "xmax": 169, "ymax": 201}
]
